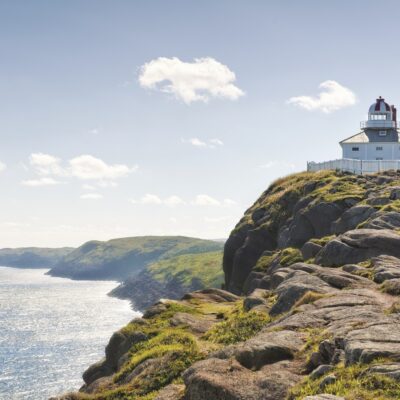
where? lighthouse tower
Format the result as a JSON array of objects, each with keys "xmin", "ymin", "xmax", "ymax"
[{"xmin": 340, "ymin": 97, "xmax": 400, "ymax": 160}]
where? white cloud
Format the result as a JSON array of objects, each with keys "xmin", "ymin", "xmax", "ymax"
[
  {"xmin": 69, "ymin": 155, "xmax": 136, "ymax": 180},
  {"xmin": 21, "ymin": 177, "xmax": 61, "ymax": 187},
  {"xmin": 80, "ymin": 193, "xmax": 103, "ymax": 200},
  {"xmin": 287, "ymin": 80, "xmax": 356, "ymax": 113},
  {"xmin": 187, "ymin": 138, "xmax": 207, "ymax": 147},
  {"xmin": 140, "ymin": 194, "xmax": 163, "ymax": 205},
  {"xmin": 29, "ymin": 153, "xmax": 66, "ymax": 176},
  {"xmin": 0, "ymin": 161, "xmax": 6, "ymax": 173},
  {"xmin": 209, "ymin": 138, "xmax": 224, "ymax": 146},
  {"xmin": 138, "ymin": 57, "xmax": 244, "ymax": 104},
  {"xmin": 182, "ymin": 137, "xmax": 224, "ymax": 149},
  {"xmin": 164, "ymin": 195, "xmax": 186, "ymax": 206},
  {"xmin": 192, "ymin": 194, "xmax": 221, "ymax": 206}
]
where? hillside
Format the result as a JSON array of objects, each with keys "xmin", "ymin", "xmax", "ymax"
[
  {"xmin": 54, "ymin": 170, "xmax": 400, "ymax": 400},
  {"xmin": 110, "ymin": 250, "xmax": 224, "ymax": 310},
  {"xmin": 0, "ymin": 247, "xmax": 73, "ymax": 268},
  {"xmin": 48, "ymin": 236, "xmax": 223, "ymax": 280}
]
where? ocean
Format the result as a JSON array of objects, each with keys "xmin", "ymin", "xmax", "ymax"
[{"xmin": 0, "ymin": 267, "xmax": 139, "ymax": 399}]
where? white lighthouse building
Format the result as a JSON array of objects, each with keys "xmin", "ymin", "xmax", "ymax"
[
  {"xmin": 340, "ymin": 97, "xmax": 399, "ymax": 161},
  {"xmin": 308, "ymin": 97, "xmax": 400, "ymax": 174}
]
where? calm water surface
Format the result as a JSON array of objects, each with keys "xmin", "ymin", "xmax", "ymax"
[{"xmin": 0, "ymin": 267, "xmax": 139, "ymax": 400}]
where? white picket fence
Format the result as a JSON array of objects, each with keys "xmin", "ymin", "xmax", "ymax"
[{"xmin": 307, "ymin": 158, "xmax": 400, "ymax": 175}]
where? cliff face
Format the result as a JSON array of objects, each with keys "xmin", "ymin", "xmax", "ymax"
[
  {"xmin": 224, "ymin": 170, "xmax": 400, "ymax": 294},
  {"xmin": 54, "ymin": 170, "xmax": 400, "ymax": 400}
]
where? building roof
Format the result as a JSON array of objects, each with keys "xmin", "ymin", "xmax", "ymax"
[
  {"xmin": 340, "ymin": 130, "xmax": 400, "ymax": 144},
  {"xmin": 369, "ymin": 96, "xmax": 391, "ymax": 113}
]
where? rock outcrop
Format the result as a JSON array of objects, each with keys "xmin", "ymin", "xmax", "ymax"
[{"xmin": 53, "ymin": 170, "xmax": 400, "ymax": 400}]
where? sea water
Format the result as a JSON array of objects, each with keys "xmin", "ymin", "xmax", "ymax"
[{"xmin": 0, "ymin": 267, "xmax": 138, "ymax": 399}]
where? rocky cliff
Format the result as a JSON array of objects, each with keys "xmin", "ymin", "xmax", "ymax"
[{"xmin": 53, "ymin": 170, "xmax": 400, "ymax": 400}]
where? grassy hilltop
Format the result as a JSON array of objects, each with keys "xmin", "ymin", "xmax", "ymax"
[{"xmin": 48, "ymin": 236, "xmax": 223, "ymax": 281}]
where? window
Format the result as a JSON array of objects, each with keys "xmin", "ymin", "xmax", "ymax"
[
  {"xmin": 376, "ymin": 146, "xmax": 383, "ymax": 151},
  {"xmin": 352, "ymin": 147, "xmax": 359, "ymax": 151},
  {"xmin": 379, "ymin": 131, "xmax": 387, "ymax": 136}
]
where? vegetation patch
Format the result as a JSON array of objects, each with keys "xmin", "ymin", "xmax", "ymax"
[
  {"xmin": 148, "ymin": 251, "xmax": 223, "ymax": 289},
  {"xmin": 202, "ymin": 305, "xmax": 270, "ymax": 345},
  {"xmin": 289, "ymin": 362, "xmax": 400, "ymax": 399},
  {"xmin": 310, "ymin": 235, "xmax": 335, "ymax": 247},
  {"xmin": 294, "ymin": 291, "xmax": 328, "ymax": 308}
]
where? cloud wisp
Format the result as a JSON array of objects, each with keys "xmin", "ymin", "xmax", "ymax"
[
  {"xmin": 182, "ymin": 137, "xmax": 224, "ymax": 149},
  {"xmin": 138, "ymin": 57, "xmax": 244, "ymax": 104},
  {"xmin": 0, "ymin": 161, "xmax": 6, "ymax": 173},
  {"xmin": 287, "ymin": 80, "xmax": 356, "ymax": 113}
]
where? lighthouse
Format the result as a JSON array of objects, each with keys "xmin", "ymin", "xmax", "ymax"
[
  {"xmin": 340, "ymin": 97, "xmax": 399, "ymax": 161},
  {"xmin": 308, "ymin": 96, "xmax": 400, "ymax": 173}
]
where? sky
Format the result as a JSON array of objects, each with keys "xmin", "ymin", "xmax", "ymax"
[{"xmin": 1, "ymin": 0, "xmax": 400, "ymax": 247}]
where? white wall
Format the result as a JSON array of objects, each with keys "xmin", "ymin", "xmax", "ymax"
[{"xmin": 342, "ymin": 142, "xmax": 400, "ymax": 160}]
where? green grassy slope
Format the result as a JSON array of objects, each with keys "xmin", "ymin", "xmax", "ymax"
[{"xmin": 48, "ymin": 236, "xmax": 223, "ymax": 280}]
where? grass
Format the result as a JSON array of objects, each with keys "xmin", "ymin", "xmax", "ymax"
[
  {"xmin": 114, "ymin": 329, "xmax": 200, "ymax": 383},
  {"xmin": 294, "ymin": 291, "xmax": 328, "ymax": 308},
  {"xmin": 202, "ymin": 305, "xmax": 270, "ymax": 345},
  {"xmin": 254, "ymin": 248, "xmax": 303, "ymax": 272},
  {"xmin": 147, "ymin": 250, "xmax": 224, "ymax": 289},
  {"xmin": 289, "ymin": 361, "xmax": 400, "ymax": 399},
  {"xmin": 310, "ymin": 235, "xmax": 335, "ymax": 246}
]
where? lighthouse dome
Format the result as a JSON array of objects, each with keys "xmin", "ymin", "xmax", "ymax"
[{"xmin": 369, "ymin": 96, "xmax": 391, "ymax": 114}]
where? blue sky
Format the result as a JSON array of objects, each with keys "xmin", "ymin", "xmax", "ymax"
[{"xmin": 1, "ymin": 0, "xmax": 400, "ymax": 247}]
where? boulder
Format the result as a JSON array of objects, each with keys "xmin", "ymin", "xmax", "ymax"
[
  {"xmin": 371, "ymin": 255, "xmax": 400, "ymax": 283},
  {"xmin": 390, "ymin": 187, "xmax": 400, "ymax": 200},
  {"xmin": 105, "ymin": 331, "xmax": 147, "ymax": 370},
  {"xmin": 214, "ymin": 330, "xmax": 305, "ymax": 370},
  {"xmin": 364, "ymin": 363, "xmax": 400, "ymax": 381},
  {"xmin": 183, "ymin": 358, "xmax": 300, "ymax": 400},
  {"xmin": 363, "ymin": 212, "xmax": 400, "ymax": 230},
  {"xmin": 332, "ymin": 205, "xmax": 376, "ymax": 234},
  {"xmin": 344, "ymin": 322, "xmax": 400, "ymax": 364},
  {"xmin": 170, "ymin": 312, "xmax": 215, "ymax": 334},
  {"xmin": 310, "ymin": 364, "xmax": 334, "ymax": 380},
  {"xmin": 243, "ymin": 289, "xmax": 271, "ymax": 312},
  {"xmin": 155, "ymin": 384, "xmax": 185, "ymax": 400},
  {"xmin": 301, "ymin": 241, "xmax": 323, "ymax": 260},
  {"xmin": 182, "ymin": 288, "xmax": 240, "ymax": 303},
  {"xmin": 82, "ymin": 359, "xmax": 113, "ymax": 386},
  {"xmin": 316, "ymin": 229, "xmax": 400, "ymax": 267},
  {"xmin": 270, "ymin": 270, "xmax": 334, "ymax": 315}
]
